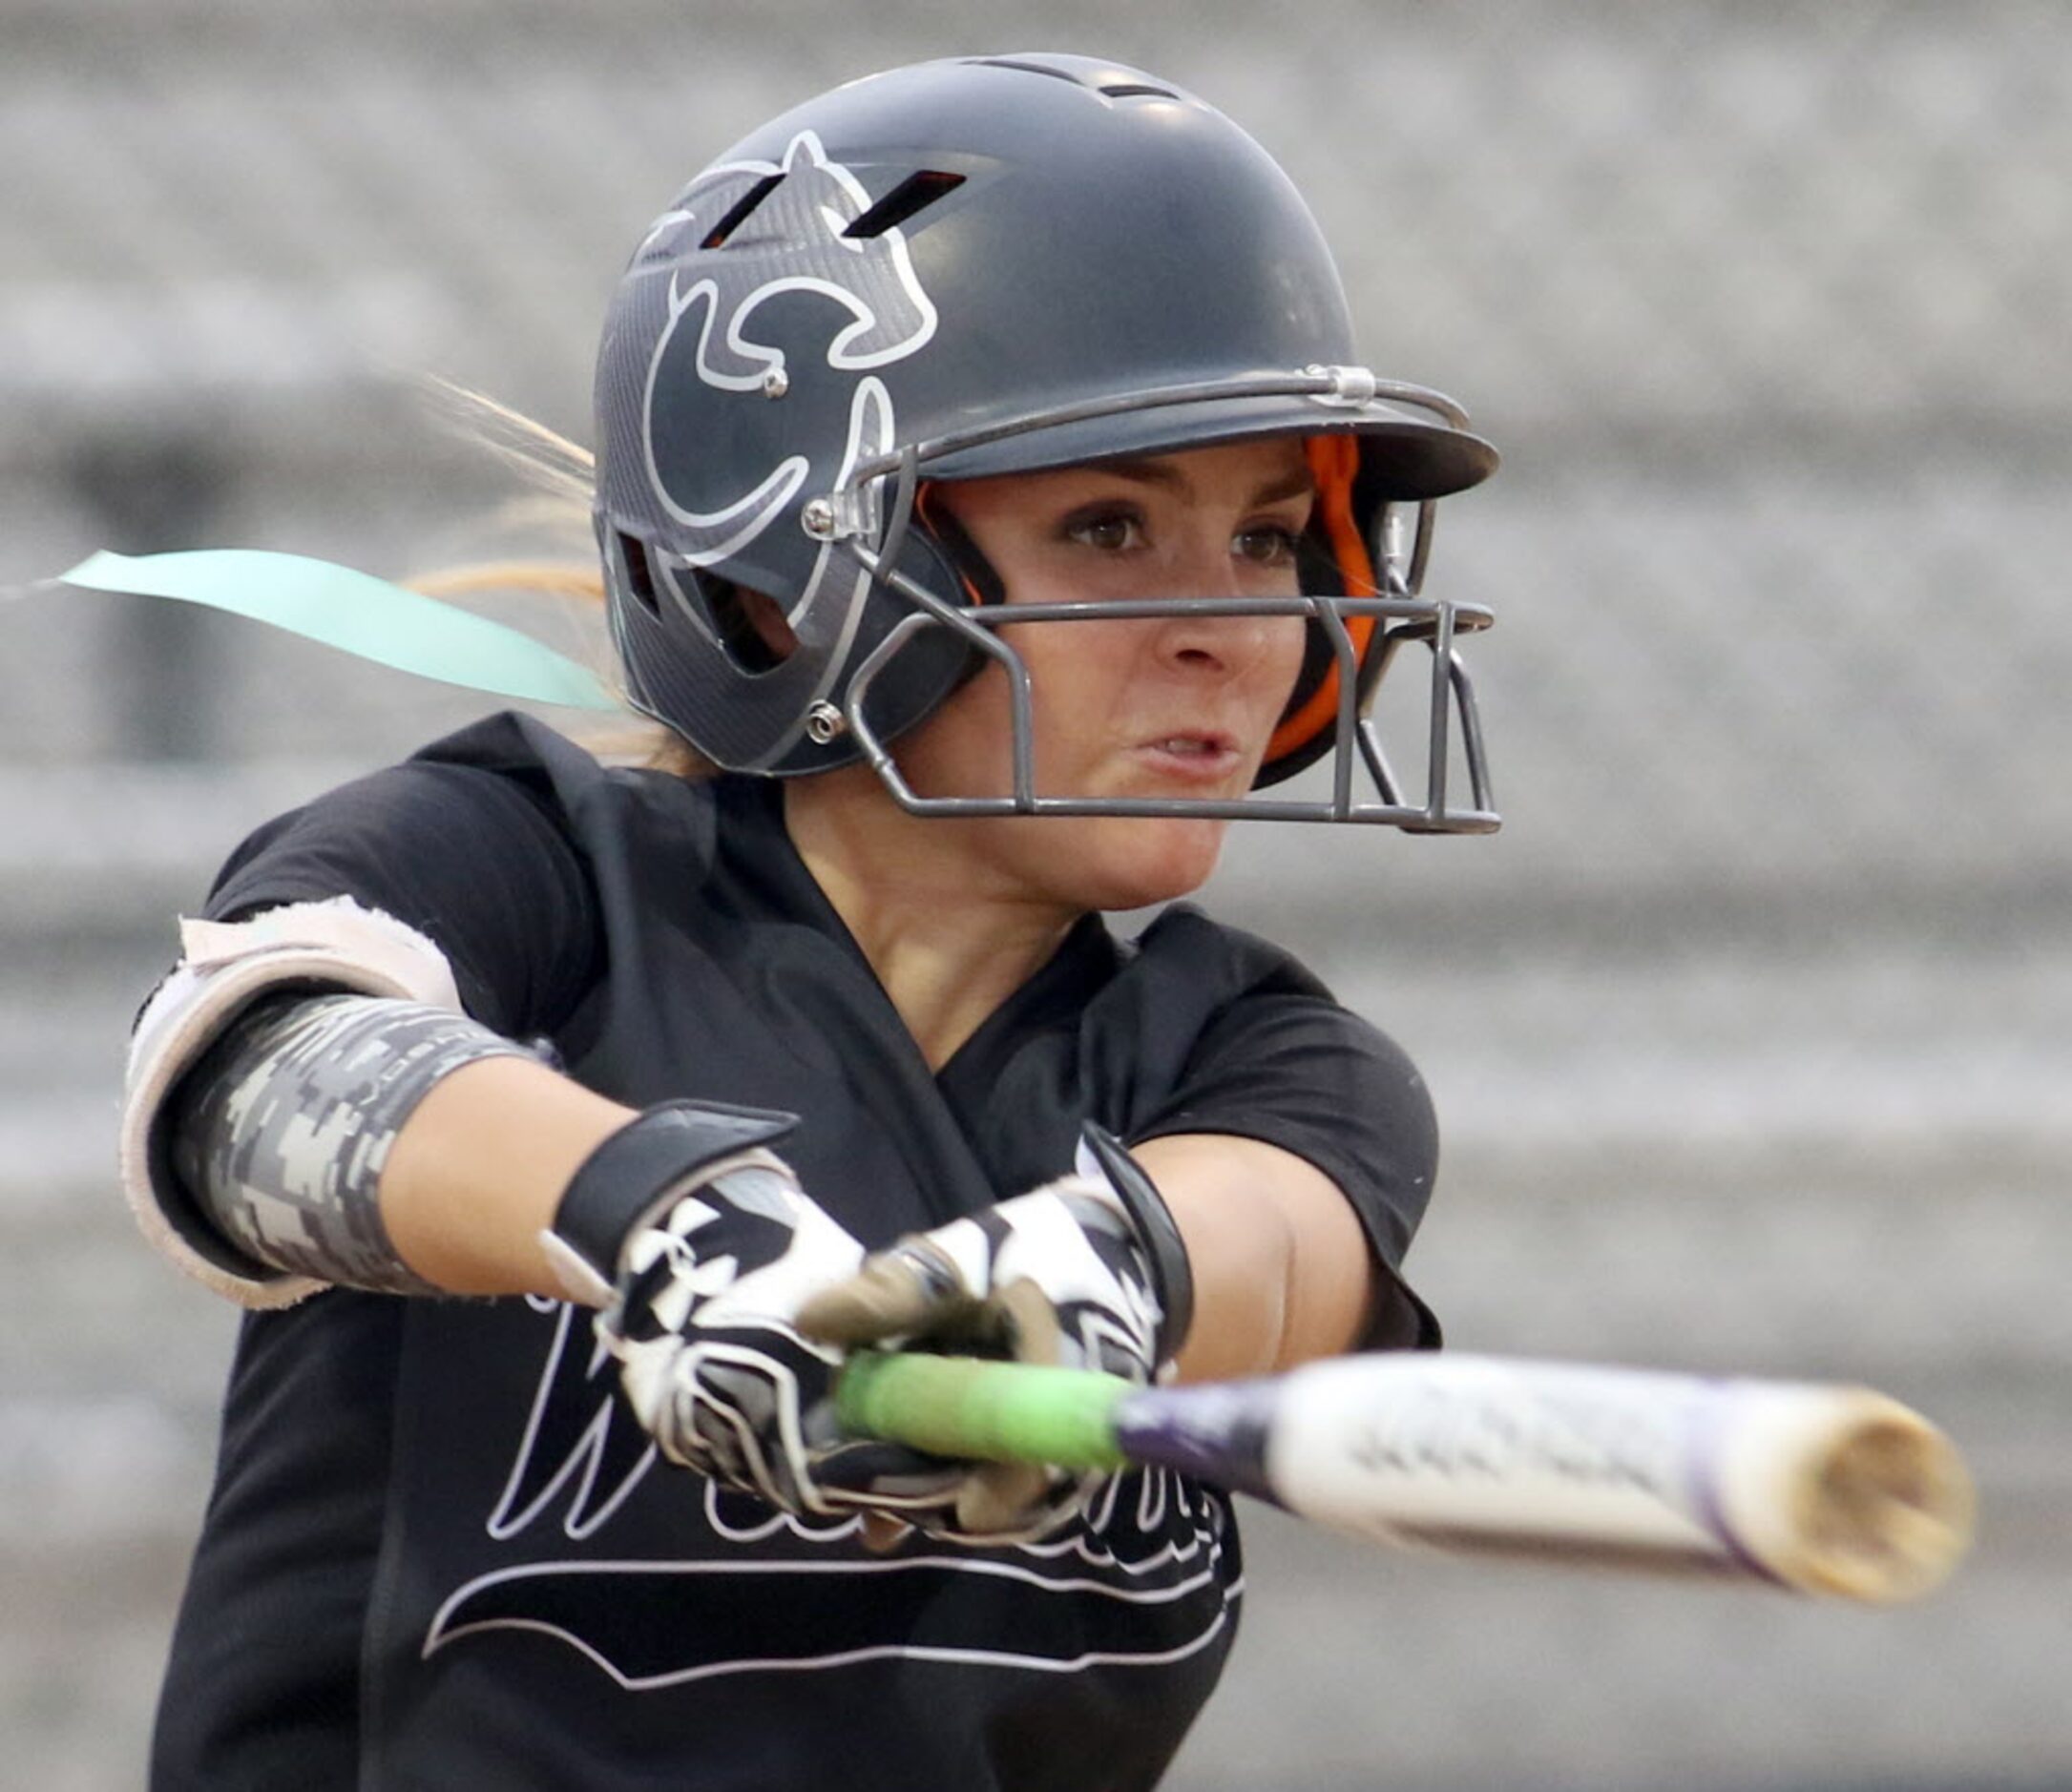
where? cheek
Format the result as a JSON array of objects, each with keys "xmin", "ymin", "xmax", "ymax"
[
  {"xmin": 886, "ymin": 660, "xmax": 1015, "ymax": 796},
  {"xmin": 1273, "ymin": 618, "xmax": 1308, "ymax": 686},
  {"xmin": 1257, "ymin": 618, "xmax": 1310, "ymax": 715},
  {"xmin": 1015, "ymin": 619, "xmax": 1134, "ymax": 741}
]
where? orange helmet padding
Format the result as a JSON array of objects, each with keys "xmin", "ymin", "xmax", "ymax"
[
  {"xmin": 1265, "ymin": 435, "xmax": 1380, "ymax": 768},
  {"xmin": 914, "ymin": 481, "xmax": 995, "ymax": 609}
]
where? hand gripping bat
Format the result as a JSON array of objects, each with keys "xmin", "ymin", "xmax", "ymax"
[{"xmin": 834, "ymin": 1351, "xmax": 1974, "ymax": 1602}]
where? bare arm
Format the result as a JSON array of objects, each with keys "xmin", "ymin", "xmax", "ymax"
[
  {"xmin": 376, "ymin": 1053, "xmax": 637, "ymax": 1299},
  {"xmin": 155, "ymin": 970, "xmax": 1378, "ymax": 1365},
  {"xmin": 1134, "ymin": 1134, "xmax": 1377, "ymax": 1384},
  {"xmin": 388, "ymin": 1091, "xmax": 1381, "ymax": 1366}
]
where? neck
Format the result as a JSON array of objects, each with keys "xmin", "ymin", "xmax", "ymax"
[{"xmin": 783, "ymin": 767, "xmax": 1079, "ymax": 1070}]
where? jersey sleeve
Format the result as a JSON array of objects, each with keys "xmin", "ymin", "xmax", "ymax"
[
  {"xmin": 1124, "ymin": 913, "xmax": 1443, "ymax": 1349},
  {"xmin": 201, "ymin": 716, "xmax": 602, "ymax": 1040}
]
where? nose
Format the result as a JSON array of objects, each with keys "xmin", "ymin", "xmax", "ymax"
[
  {"xmin": 1156, "ymin": 613, "xmax": 1281, "ymax": 681},
  {"xmin": 1147, "ymin": 542, "xmax": 1294, "ymax": 681}
]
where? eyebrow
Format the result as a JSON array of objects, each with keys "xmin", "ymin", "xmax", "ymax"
[{"xmin": 1094, "ymin": 456, "xmax": 1316, "ymax": 506}]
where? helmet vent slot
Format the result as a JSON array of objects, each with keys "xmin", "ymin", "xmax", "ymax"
[
  {"xmin": 845, "ymin": 170, "xmax": 967, "ymax": 240},
  {"xmin": 962, "ymin": 57, "xmax": 1179, "ymax": 102},
  {"xmin": 617, "ymin": 532, "xmax": 661, "ymax": 618},
  {"xmin": 701, "ymin": 173, "xmax": 786, "ymax": 249},
  {"xmin": 701, "ymin": 577, "xmax": 792, "ymax": 673},
  {"xmin": 965, "ymin": 56, "xmax": 1087, "ymax": 83}
]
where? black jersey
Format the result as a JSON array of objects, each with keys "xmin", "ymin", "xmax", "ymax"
[{"xmin": 152, "ymin": 713, "xmax": 1440, "ymax": 1792}]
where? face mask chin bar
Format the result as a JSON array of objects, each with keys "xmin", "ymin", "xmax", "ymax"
[
  {"xmin": 806, "ymin": 368, "xmax": 1500, "ymax": 832},
  {"xmin": 838, "ymin": 588, "xmax": 1497, "ymax": 829}
]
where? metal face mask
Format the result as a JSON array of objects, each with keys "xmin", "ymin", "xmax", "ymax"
[
  {"xmin": 593, "ymin": 52, "xmax": 1501, "ymax": 831},
  {"xmin": 811, "ymin": 367, "xmax": 1497, "ymax": 832}
]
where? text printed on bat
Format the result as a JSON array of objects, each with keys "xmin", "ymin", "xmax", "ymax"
[{"xmin": 1344, "ymin": 1384, "xmax": 1689, "ymax": 1497}]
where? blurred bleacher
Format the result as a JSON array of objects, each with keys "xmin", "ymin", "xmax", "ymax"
[{"xmin": 3, "ymin": 3, "xmax": 2067, "ymax": 1786}]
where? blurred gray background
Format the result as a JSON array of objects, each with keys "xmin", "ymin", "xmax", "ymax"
[{"xmin": 3, "ymin": 1, "xmax": 2066, "ymax": 1786}]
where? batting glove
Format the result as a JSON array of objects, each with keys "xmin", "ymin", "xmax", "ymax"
[
  {"xmin": 544, "ymin": 1100, "xmax": 965, "ymax": 1526},
  {"xmin": 796, "ymin": 1125, "xmax": 1195, "ymax": 1541}
]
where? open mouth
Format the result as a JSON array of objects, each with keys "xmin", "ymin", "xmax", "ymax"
[{"xmin": 1134, "ymin": 731, "xmax": 1245, "ymax": 784}]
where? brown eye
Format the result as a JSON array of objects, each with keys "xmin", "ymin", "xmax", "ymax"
[
  {"xmin": 1233, "ymin": 525, "xmax": 1302, "ymax": 566},
  {"xmin": 1065, "ymin": 509, "xmax": 1146, "ymax": 552}
]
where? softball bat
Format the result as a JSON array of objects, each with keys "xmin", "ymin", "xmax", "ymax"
[{"xmin": 834, "ymin": 1350, "xmax": 1973, "ymax": 1602}]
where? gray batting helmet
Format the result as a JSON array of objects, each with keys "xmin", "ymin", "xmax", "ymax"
[{"xmin": 594, "ymin": 52, "xmax": 1500, "ymax": 826}]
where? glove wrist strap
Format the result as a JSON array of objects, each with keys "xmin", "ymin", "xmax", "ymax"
[
  {"xmin": 1080, "ymin": 1124, "xmax": 1195, "ymax": 1361},
  {"xmin": 545, "ymin": 1099, "xmax": 798, "ymax": 1302}
]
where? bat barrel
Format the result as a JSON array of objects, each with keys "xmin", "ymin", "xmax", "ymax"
[{"xmin": 1258, "ymin": 1355, "xmax": 1975, "ymax": 1604}]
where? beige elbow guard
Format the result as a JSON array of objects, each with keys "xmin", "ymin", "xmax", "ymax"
[{"xmin": 121, "ymin": 897, "xmax": 466, "ymax": 1307}]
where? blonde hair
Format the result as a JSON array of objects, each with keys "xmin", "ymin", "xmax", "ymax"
[{"xmin": 408, "ymin": 379, "xmax": 705, "ymax": 777}]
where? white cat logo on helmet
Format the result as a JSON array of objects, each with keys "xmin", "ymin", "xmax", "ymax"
[{"xmin": 638, "ymin": 132, "xmax": 940, "ymax": 565}]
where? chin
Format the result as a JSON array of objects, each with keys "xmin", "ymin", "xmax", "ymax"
[{"xmin": 1063, "ymin": 814, "xmax": 1231, "ymax": 913}]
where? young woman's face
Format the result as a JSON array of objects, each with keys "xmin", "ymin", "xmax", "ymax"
[{"xmin": 889, "ymin": 436, "xmax": 1315, "ymax": 912}]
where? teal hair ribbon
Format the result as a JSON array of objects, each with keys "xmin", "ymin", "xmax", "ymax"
[{"xmin": 55, "ymin": 548, "xmax": 620, "ymax": 712}]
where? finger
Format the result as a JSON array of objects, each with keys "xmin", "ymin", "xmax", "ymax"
[
  {"xmin": 795, "ymin": 1240, "xmax": 974, "ymax": 1344},
  {"xmin": 953, "ymin": 1461, "xmax": 1059, "ymax": 1538},
  {"xmin": 858, "ymin": 1511, "xmax": 914, "ymax": 1554},
  {"xmin": 811, "ymin": 1438, "xmax": 964, "ymax": 1502},
  {"xmin": 996, "ymin": 1278, "xmax": 1063, "ymax": 1367}
]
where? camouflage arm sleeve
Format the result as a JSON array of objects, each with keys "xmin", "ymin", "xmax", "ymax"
[{"xmin": 166, "ymin": 991, "xmax": 535, "ymax": 1297}]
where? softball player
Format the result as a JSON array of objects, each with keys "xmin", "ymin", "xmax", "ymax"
[{"xmin": 125, "ymin": 52, "xmax": 1498, "ymax": 1789}]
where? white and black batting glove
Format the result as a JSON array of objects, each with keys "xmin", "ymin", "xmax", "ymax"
[
  {"xmin": 544, "ymin": 1101, "xmax": 965, "ymax": 1526},
  {"xmin": 797, "ymin": 1125, "xmax": 1195, "ymax": 1543}
]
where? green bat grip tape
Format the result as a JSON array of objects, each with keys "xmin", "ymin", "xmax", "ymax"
[{"xmin": 836, "ymin": 1354, "xmax": 1135, "ymax": 1470}]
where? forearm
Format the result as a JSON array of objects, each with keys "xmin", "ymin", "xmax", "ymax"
[
  {"xmin": 1132, "ymin": 1133, "xmax": 1376, "ymax": 1383},
  {"xmin": 377, "ymin": 1052, "xmax": 635, "ymax": 1297},
  {"xmin": 164, "ymin": 990, "xmax": 632, "ymax": 1301},
  {"xmin": 157, "ymin": 987, "xmax": 1378, "ymax": 1360}
]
